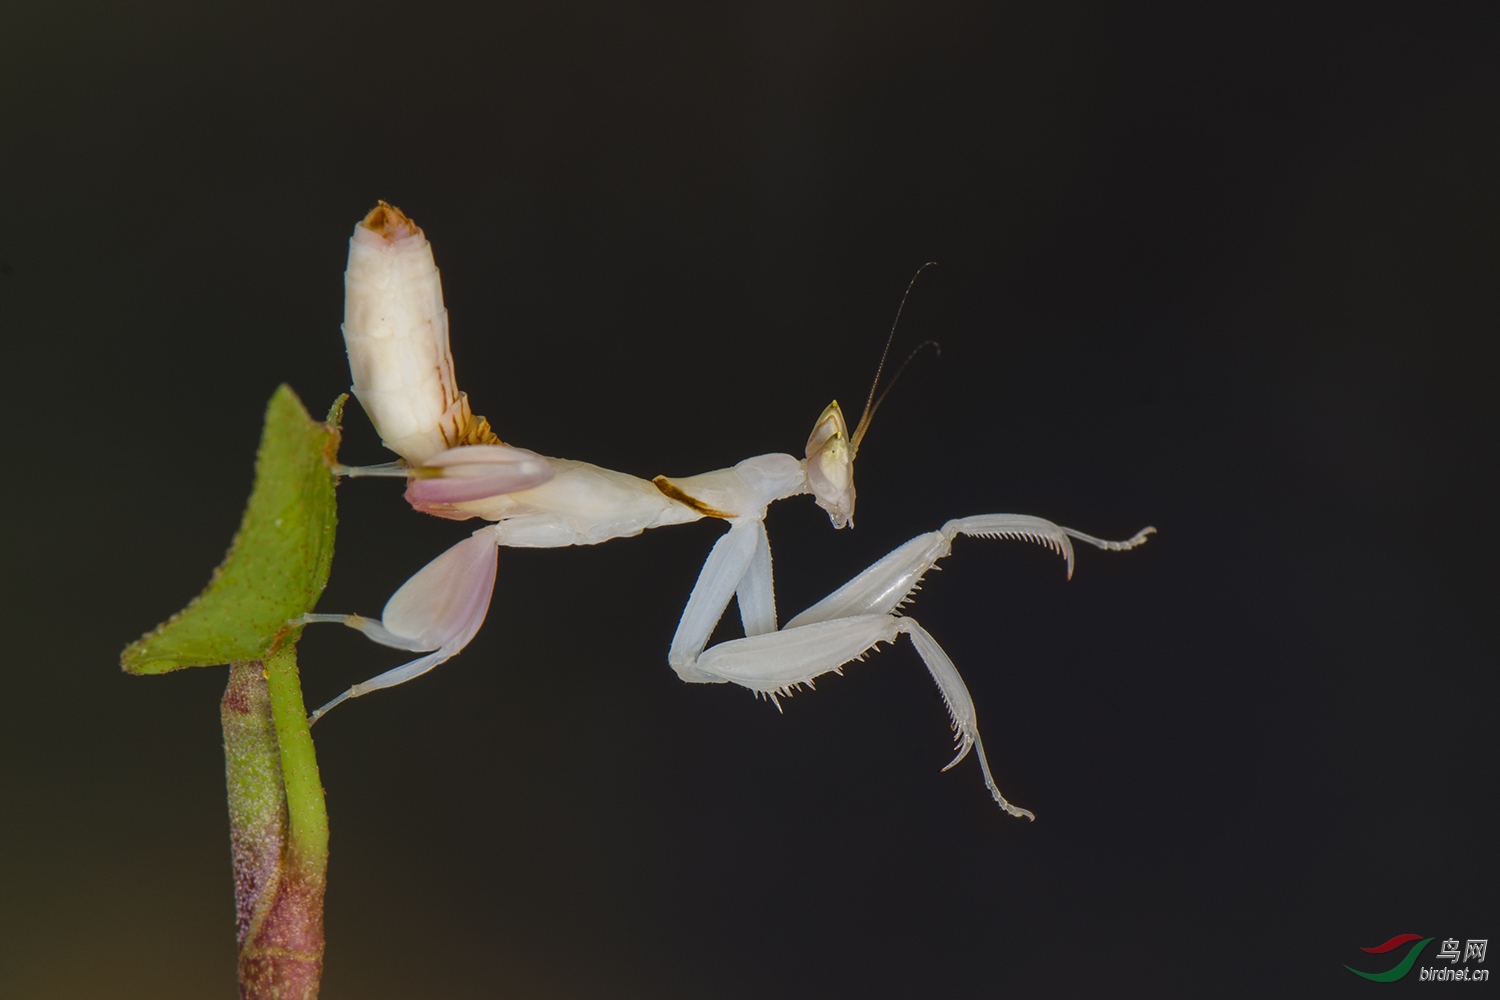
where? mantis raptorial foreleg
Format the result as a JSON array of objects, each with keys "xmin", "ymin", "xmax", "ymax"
[{"xmin": 661, "ymin": 513, "xmax": 1154, "ymax": 817}]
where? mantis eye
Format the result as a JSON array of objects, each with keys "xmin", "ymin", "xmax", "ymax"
[{"xmin": 805, "ymin": 400, "xmax": 855, "ymax": 528}]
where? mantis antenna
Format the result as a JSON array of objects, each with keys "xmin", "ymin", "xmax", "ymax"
[{"xmin": 849, "ymin": 262, "xmax": 942, "ymax": 456}]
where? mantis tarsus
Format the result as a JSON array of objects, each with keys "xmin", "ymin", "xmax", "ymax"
[{"xmin": 301, "ymin": 202, "xmax": 1153, "ymax": 819}]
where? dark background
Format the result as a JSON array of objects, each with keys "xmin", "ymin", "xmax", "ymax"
[{"xmin": 2, "ymin": 2, "xmax": 1495, "ymax": 996}]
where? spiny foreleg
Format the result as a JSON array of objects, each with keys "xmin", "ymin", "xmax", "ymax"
[{"xmin": 787, "ymin": 514, "xmax": 1154, "ymax": 628}]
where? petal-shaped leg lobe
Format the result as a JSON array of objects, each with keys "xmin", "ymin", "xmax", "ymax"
[
  {"xmin": 306, "ymin": 529, "xmax": 499, "ymax": 724},
  {"xmin": 382, "ymin": 529, "xmax": 498, "ymax": 650},
  {"xmin": 405, "ymin": 444, "xmax": 556, "ymax": 508}
]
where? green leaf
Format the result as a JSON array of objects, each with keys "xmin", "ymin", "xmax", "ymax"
[{"xmin": 122, "ymin": 386, "xmax": 345, "ymax": 674}]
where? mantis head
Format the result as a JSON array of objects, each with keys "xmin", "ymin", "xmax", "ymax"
[
  {"xmin": 805, "ymin": 400, "xmax": 856, "ymax": 528},
  {"xmin": 803, "ymin": 263, "xmax": 941, "ymax": 531}
]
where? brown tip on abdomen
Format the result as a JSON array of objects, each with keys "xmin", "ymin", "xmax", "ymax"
[{"xmin": 361, "ymin": 200, "xmax": 421, "ymax": 240}]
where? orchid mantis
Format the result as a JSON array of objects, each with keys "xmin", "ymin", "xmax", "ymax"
[{"xmin": 302, "ymin": 202, "xmax": 1153, "ymax": 819}]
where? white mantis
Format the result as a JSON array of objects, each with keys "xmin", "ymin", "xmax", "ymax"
[{"xmin": 301, "ymin": 202, "xmax": 1153, "ymax": 819}]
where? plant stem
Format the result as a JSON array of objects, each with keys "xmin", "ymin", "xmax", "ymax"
[
  {"xmin": 223, "ymin": 662, "xmax": 287, "ymax": 952},
  {"xmin": 226, "ymin": 643, "xmax": 329, "ymax": 1000},
  {"xmin": 264, "ymin": 641, "xmax": 329, "ymax": 865}
]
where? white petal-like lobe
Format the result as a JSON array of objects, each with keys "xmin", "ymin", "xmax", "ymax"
[
  {"xmin": 382, "ymin": 529, "xmax": 498, "ymax": 650},
  {"xmin": 406, "ymin": 444, "xmax": 556, "ymax": 506}
]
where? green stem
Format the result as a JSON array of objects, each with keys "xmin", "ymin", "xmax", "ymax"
[{"xmin": 264, "ymin": 640, "xmax": 328, "ymax": 865}]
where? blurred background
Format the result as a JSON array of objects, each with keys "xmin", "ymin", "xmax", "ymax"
[{"xmin": 1, "ymin": 2, "xmax": 1495, "ymax": 996}]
